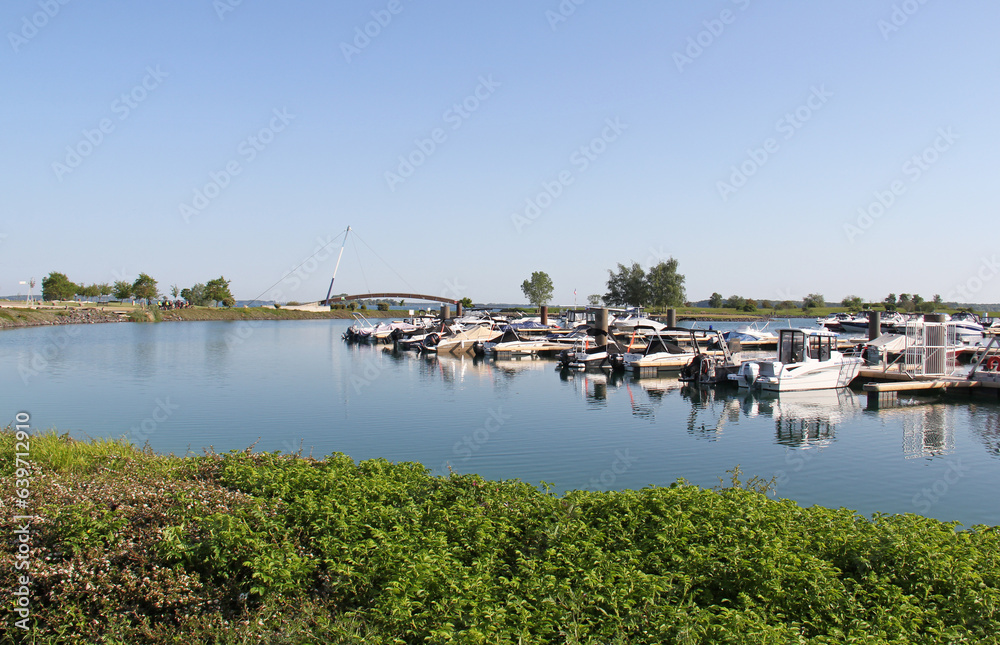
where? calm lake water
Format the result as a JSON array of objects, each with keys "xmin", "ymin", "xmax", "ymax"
[{"xmin": 3, "ymin": 319, "xmax": 999, "ymax": 527}]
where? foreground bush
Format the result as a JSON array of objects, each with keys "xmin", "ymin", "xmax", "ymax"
[{"xmin": 1, "ymin": 430, "xmax": 998, "ymax": 644}]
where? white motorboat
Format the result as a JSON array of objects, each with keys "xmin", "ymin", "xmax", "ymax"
[
  {"xmin": 947, "ymin": 312, "xmax": 985, "ymax": 345},
  {"xmin": 485, "ymin": 329, "xmax": 588, "ymax": 358},
  {"xmin": 724, "ymin": 322, "xmax": 777, "ymax": 343},
  {"xmin": 617, "ymin": 326, "xmax": 696, "ymax": 373},
  {"xmin": 558, "ymin": 330, "xmax": 625, "ymax": 370},
  {"xmin": 816, "ymin": 312, "xmax": 854, "ymax": 332},
  {"xmin": 612, "ymin": 310, "xmax": 666, "ymax": 333},
  {"xmin": 736, "ymin": 328, "xmax": 862, "ymax": 392},
  {"xmin": 427, "ymin": 324, "xmax": 503, "ymax": 355}
]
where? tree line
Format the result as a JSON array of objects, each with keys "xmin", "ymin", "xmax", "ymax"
[
  {"xmin": 520, "ymin": 259, "xmax": 687, "ymax": 309},
  {"xmin": 40, "ymin": 272, "xmax": 235, "ymax": 307}
]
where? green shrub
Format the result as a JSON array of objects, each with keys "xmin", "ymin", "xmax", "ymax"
[{"xmin": 2, "ymin": 431, "xmax": 998, "ymax": 644}]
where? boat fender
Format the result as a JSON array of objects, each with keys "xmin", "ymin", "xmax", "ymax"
[{"xmin": 700, "ymin": 357, "xmax": 710, "ymax": 376}]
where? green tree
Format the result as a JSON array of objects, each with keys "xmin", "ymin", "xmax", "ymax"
[
  {"xmin": 802, "ymin": 293, "xmax": 825, "ymax": 309},
  {"xmin": 742, "ymin": 299, "xmax": 757, "ymax": 312},
  {"xmin": 131, "ymin": 273, "xmax": 159, "ymax": 305},
  {"xmin": 841, "ymin": 295, "xmax": 864, "ymax": 310},
  {"xmin": 41, "ymin": 272, "xmax": 79, "ymax": 301},
  {"xmin": 933, "ymin": 294, "xmax": 943, "ymax": 305},
  {"xmin": 170, "ymin": 284, "xmax": 180, "ymax": 299},
  {"xmin": 520, "ymin": 271, "xmax": 554, "ymax": 308},
  {"xmin": 779, "ymin": 300, "xmax": 793, "ymax": 311},
  {"xmin": 645, "ymin": 258, "xmax": 686, "ymax": 310},
  {"xmin": 77, "ymin": 284, "xmax": 101, "ymax": 299},
  {"xmin": 587, "ymin": 294, "xmax": 602, "ymax": 306},
  {"xmin": 98, "ymin": 282, "xmax": 112, "ymax": 302},
  {"xmin": 884, "ymin": 293, "xmax": 897, "ymax": 310},
  {"xmin": 709, "ymin": 292, "xmax": 724, "ymax": 308},
  {"xmin": 604, "ymin": 262, "xmax": 647, "ymax": 307},
  {"xmin": 204, "ymin": 277, "xmax": 236, "ymax": 307},
  {"xmin": 112, "ymin": 280, "xmax": 133, "ymax": 302},
  {"xmin": 725, "ymin": 295, "xmax": 746, "ymax": 310},
  {"xmin": 459, "ymin": 297, "xmax": 473, "ymax": 309}
]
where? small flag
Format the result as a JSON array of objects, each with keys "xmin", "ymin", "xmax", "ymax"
[{"xmin": 574, "ymin": 289, "xmax": 577, "ymax": 296}]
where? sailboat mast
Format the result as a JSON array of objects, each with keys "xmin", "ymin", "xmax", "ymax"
[{"xmin": 324, "ymin": 225, "xmax": 351, "ymax": 304}]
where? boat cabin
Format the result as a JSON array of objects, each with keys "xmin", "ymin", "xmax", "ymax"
[{"xmin": 777, "ymin": 329, "xmax": 836, "ymax": 365}]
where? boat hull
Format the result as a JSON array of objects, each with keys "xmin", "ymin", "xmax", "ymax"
[{"xmin": 757, "ymin": 358, "xmax": 862, "ymax": 392}]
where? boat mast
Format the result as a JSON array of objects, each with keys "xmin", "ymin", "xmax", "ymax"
[{"xmin": 324, "ymin": 226, "xmax": 351, "ymax": 305}]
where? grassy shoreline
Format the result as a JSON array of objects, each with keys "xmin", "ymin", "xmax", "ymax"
[
  {"xmin": 2, "ymin": 430, "xmax": 997, "ymax": 644},
  {"xmin": 0, "ymin": 303, "xmax": 402, "ymax": 329}
]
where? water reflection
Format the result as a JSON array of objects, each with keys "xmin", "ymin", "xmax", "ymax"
[
  {"xmin": 337, "ymin": 346, "xmax": 1000, "ymax": 466},
  {"xmin": 971, "ymin": 407, "xmax": 1000, "ymax": 456},
  {"xmin": 764, "ymin": 389, "xmax": 861, "ymax": 449}
]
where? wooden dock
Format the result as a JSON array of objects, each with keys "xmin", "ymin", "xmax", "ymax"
[{"xmin": 859, "ymin": 368, "xmax": 1000, "ymax": 409}]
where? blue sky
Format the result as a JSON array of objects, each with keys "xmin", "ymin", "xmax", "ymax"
[{"xmin": 2, "ymin": 1, "xmax": 998, "ymax": 305}]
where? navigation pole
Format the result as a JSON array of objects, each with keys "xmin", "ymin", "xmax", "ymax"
[{"xmin": 324, "ymin": 225, "xmax": 351, "ymax": 305}]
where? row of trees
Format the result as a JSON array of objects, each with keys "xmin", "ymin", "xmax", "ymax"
[
  {"xmin": 603, "ymin": 259, "xmax": 686, "ymax": 309},
  {"xmin": 39, "ymin": 272, "xmax": 235, "ymax": 307},
  {"xmin": 519, "ymin": 259, "xmax": 687, "ymax": 310},
  {"xmin": 702, "ymin": 292, "xmax": 946, "ymax": 313},
  {"xmin": 179, "ymin": 278, "xmax": 236, "ymax": 307}
]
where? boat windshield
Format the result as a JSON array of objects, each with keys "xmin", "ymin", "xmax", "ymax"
[
  {"xmin": 779, "ymin": 330, "xmax": 806, "ymax": 364},
  {"xmin": 808, "ymin": 335, "xmax": 833, "ymax": 361}
]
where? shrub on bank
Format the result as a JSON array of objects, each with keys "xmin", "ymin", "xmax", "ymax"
[{"xmin": 1, "ymin": 430, "xmax": 998, "ymax": 644}]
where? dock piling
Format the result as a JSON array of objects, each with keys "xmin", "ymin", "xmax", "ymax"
[
  {"xmin": 595, "ymin": 308, "xmax": 609, "ymax": 347},
  {"xmin": 540, "ymin": 305, "xmax": 548, "ymax": 326},
  {"xmin": 666, "ymin": 308, "xmax": 676, "ymax": 328},
  {"xmin": 868, "ymin": 311, "xmax": 880, "ymax": 341}
]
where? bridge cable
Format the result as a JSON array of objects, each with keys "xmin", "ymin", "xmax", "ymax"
[
  {"xmin": 242, "ymin": 228, "xmax": 349, "ymax": 307},
  {"xmin": 351, "ymin": 235, "xmax": 371, "ymax": 296},
  {"xmin": 351, "ymin": 229, "xmax": 417, "ymax": 293}
]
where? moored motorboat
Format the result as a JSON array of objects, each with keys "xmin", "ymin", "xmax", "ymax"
[{"xmin": 751, "ymin": 328, "xmax": 863, "ymax": 391}]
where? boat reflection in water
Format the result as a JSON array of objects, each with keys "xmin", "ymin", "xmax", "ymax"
[
  {"xmin": 759, "ymin": 388, "xmax": 863, "ymax": 449},
  {"xmin": 870, "ymin": 401, "xmax": 958, "ymax": 458}
]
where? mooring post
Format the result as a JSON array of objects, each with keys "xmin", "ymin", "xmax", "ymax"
[
  {"xmin": 540, "ymin": 305, "xmax": 548, "ymax": 326},
  {"xmin": 868, "ymin": 311, "xmax": 881, "ymax": 341},
  {"xmin": 456, "ymin": 302, "xmax": 463, "ymax": 317},
  {"xmin": 440, "ymin": 305, "xmax": 450, "ymax": 321},
  {"xmin": 666, "ymin": 308, "xmax": 676, "ymax": 328},
  {"xmin": 595, "ymin": 308, "xmax": 609, "ymax": 347}
]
